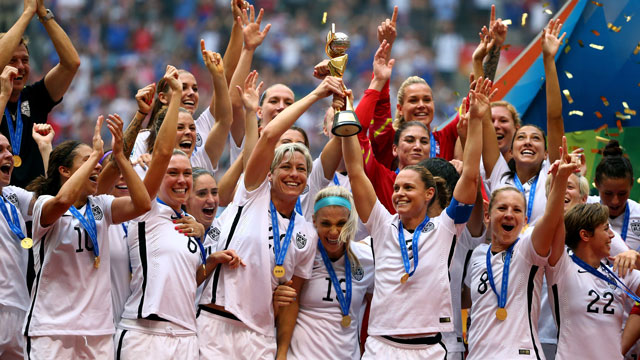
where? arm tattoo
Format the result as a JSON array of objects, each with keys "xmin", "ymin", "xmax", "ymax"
[{"xmin": 483, "ymin": 47, "xmax": 501, "ymax": 82}]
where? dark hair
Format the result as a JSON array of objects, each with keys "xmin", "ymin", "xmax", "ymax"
[
  {"xmin": 564, "ymin": 203, "xmax": 609, "ymax": 250},
  {"xmin": 400, "ymin": 164, "xmax": 446, "ymax": 209},
  {"xmin": 393, "ymin": 121, "xmax": 429, "ymax": 146},
  {"xmin": 418, "ymin": 158, "xmax": 460, "ymax": 204},
  {"xmin": 289, "ymin": 125, "xmax": 310, "ymax": 149},
  {"xmin": 146, "ymin": 77, "xmax": 170, "ymax": 130},
  {"xmin": 595, "ymin": 140, "xmax": 633, "ymax": 186},
  {"xmin": 27, "ymin": 140, "xmax": 84, "ymax": 197},
  {"xmin": 192, "ymin": 167, "xmax": 215, "ymax": 184},
  {"xmin": 503, "ymin": 124, "xmax": 547, "ymax": 180},
  {"xmin": 145, "ymin": 107, "xmax": 191, "ymax": 155}
]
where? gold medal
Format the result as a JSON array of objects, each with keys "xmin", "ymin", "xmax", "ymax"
[
  {"xmin": 341, "ymin": 315, "xmax": 351, "ymax": 328},
  {"xmin": 400, "ymin": 273, "xmax": 409, "ymax": 284},
  {"xmin": 13, "ymin": 155, "xmax": 21, "ymax": 167},
  {"xmin": 496, "ymin": 307, "xmax": 507, "ymax": 321},
  {"xmin": 202, "ymin": 264, "xmax": 207, "ymax": 276},
  {"xmin": 94, "ymin": 256, "xmax": 100, "ymax": 269},
  {"xmin": 273, "ymin": 265, "xmax": 285, "ymax": 278},
  {"xmin": 21, "ymin": 237, "xmax": 32, "ymax": 249},
  {"xmin": 521, "ymin": 223, "xmax": 529, "ymax": 234}
]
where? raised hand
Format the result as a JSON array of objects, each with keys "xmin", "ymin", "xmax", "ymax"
[
  {"xmin": 541, "ymin": 18, "xmax": 566, "ymax": 58},
  {"xmin": 313, "ymin": 59, "xmax": 330, "ymax": 80},
  {"xmin": 201, "ymin": 40, "xmax": 225, "ymax": 77},
  {"xmin": 372, "ymin": 40, "xmax": 395, "ymax": 83},
  {"xmin": 32, "ymin": 123, "xmax": 54, "ymax": 147},
  {"xmin": 92, "ymin": 116, "xmax": 105, "ymax": 158},
  {"xmin": 457, "ymin": 96, "xmax": 470, "ymax": 140},
  {"xmin": 312, "ymin": 76, "xmax": 344, "ymax": 99},
  {"xmin": 164, "ymin": 65, "xmax": 182, "ymax": 92},
  {"xmin": 489, "ymin": 5, "xmax": 508, "ymax": 49},
  {"xmin": 472, "ymin": 26, "xmax": 493, "ymax": 63},
  {"xmin": 231, "ymin": 0, "xmax": 247, "ymax": 24},
  {"xmin": 377, "ymin": 6, "xmax": 398, "ymax": 46},
  {"xmin": 241, "ymin": 5, "xmax": 271, "ymax": 51},
  {"xmin": 0, "ymin": 66, "xmax": 18, "ymax": 98},
  {"xmin": 23, "ymin": 0, "xmax": 38, "ymax": 16},
  {"xmin": 235, "ymin": 70, "xmax": 264, "ymax": 112},
  {"xmin": 135, "ymin": 83, "xmax": 155, "ymax": 116},
  {"xmin": 106, "ymin": 114, "xmax": 124, "ymax": 158},
  {"xmin": 468, "ymin": 76, "xmax": 496, "ymax": 121}
]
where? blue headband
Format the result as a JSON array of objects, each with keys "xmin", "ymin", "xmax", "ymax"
[{"xmin": 314, "ymin": 196, "xmax": 351, "ymax": 214}]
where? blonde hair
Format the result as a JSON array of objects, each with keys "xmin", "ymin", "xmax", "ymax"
[
  {"xmin": 488, "ymin": 186, "xmax": 526, "ymax": 213},
  {"xmin": 544, "ymin": 172, "xmax": 589, "ymax": 198},
  {"xmin": 393, "ymin": 76, "xmax": 429, "ymax": 130},
  {"xmin": 490, "ymin": 101, "xmax": 521, "ymax": 128},
  {"xmin": 270, "ymin": 143, "xmax": 313, "ymax": 175},
  {"xmin": 313, "ymin": 186, "xmax": 361, "ymax": 268}
]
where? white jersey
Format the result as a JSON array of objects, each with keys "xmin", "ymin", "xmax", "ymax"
[
  {"xmin": 443, "ymin": 227, "xmax": 485, "ymax": 353},
  {"xmin": 25, "ymin": 194, "xmax": 115, "ymax": 336},
  {"xmin": 121, "ymin": 200, "xmax": 205, "ymax": 332},
  {"xmin": 195, "ymin": 225, "xmax": 220, "ymax": 307},
  {"xmin": 109, "ymin": 223, "xmax": 130, "ymax": 326},
  {"xmin": 0, "ymin": 186, "xmax": 33, "ymax": 311},
  {"xmin": 199, "ymin": 175, "xmax": 317, "ymax": 336},
  {"xmin": 485, "ymin": 154, "xmax": 550, "ymax": 226},
  {"xmin": 288, "ymin": 241, "xmax": 374, "ymax": 360},
  {"xmin": 466, "ymin": 231, "xmax": 548, "ymax": 360},
  {"xmin": 298, "ymin": 157, "xmax": 331, "ymax": 222},
  {"xmin": 365, "ymin": 198, "xmax": 472, "ymax": 336},
  {"xmin": 588, "ymin": 196, "xmax": 640, "ymax": 251},
  {"xmin": 547, "ymin": 248, "xmax": 640, "ymax": 360}
]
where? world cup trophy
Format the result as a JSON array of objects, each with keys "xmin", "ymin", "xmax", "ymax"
[{"xmin": 325, "ymin": 24, "xmax": 361, "ymax": 137}]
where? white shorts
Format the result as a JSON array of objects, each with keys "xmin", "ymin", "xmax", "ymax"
[
  {"xmin": 0, "ymin": 307, "xmax": 25, "ymax": 360},
  {"xmin": 196, "ymin": 307, "xmax": 276, "ymax": 360},
  {"xmin": 362, "ymin": 334, "xmax": 447, "ymax": 360},
  {"xmin": 115, "ymin": 319, "xmax": 198, "ymax": 360},
  {"xmin": 25, "ymin": 334, "xmax": 113, "ymax": 360}
]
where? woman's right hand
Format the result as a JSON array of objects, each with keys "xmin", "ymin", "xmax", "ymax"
[
  {"xmin": 312, "ymin": 76, "xmax": 344, "ymax": 100},
  {"xmin": 273, "ymin": 280, "xmax": 297, "ymax": 308},
  {"xmin": 135, "ymin": 83, "xmax": 156, "ymax": 115},
  {"xmin": 164, "ymin": 65, "xmax": 182, "ymax": 93},
  {"xmin": 92, "ymin": 116, "xmax": 105, "ymax": 158},
  {"xmin": 0, "ymin": 66, "xmax": 17, "ymax": 99}
]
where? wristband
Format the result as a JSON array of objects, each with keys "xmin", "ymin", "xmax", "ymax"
[
  {"xmin": 99, "ymin": 150, "xmax": 113, "ymax": 165},
  {"xmin": 137, "ymin": 110, "xmax": 148, "ymax": 116}
]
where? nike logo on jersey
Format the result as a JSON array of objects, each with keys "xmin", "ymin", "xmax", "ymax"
[{"xmin": 577, "ymin": 270, "xmax": 589, "ymax": 273}]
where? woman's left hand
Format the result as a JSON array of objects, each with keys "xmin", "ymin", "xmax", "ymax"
[
  {"xmin": 174, "ymin": 215, "xmax": 205, "ymax": 238},
  {"xmin": 611, "ymin": 250, "xmax": 639, "ymax": 277}
]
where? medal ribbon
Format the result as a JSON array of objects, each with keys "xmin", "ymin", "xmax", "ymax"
[
  {"xmin": 317, "ymin": 240, "xmax": 352, "ymax": 318},
  {"xmin": 0, "ymin": 196, "xmax": 26, "ymax": 241},
  {"xmin": 270, "ymin": 200, "xmax": 297, "ymax": 268},
  {"xmin": 397, "ymin": 215, "xmax": 430, "ymax": 279},
  {"xmin": 69, "ymin": 199, "xmax": 99, "ymax": 260},
  {"xmin": 295, "ymin": 197, "xmax": 303, "ymax": 216},
  {"xmin": 513, "ymin": 175, "xmax": 538, "ymax": 224},
  {"xmin": 486, "ymin": 239, "xmax": 519, "ymax": 309},
  {"xmin": 570, "ymin": 253, "xmax": 640, "ymax": 303},
  {"xmin": 157, "ymin": 198, "xmax": 207, "ymax": 268},
  {"xmin": 621, "ymin": 202, "xmax": 630, "ymax": 241},
  {"xmin": 333, "ymin": 174, "xmax": 340, "ymax": 186},
  {"xmin": 429, "ymin": 132, "xmax": 437, "ymax": 158},
  {"xmin": 4, "ymin": 98, "xmax": 22, "ymax": 157}
]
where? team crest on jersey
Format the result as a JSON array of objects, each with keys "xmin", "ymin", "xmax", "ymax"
[
  {"xmin": 196, "ymin": 133, "xmax": 203, "ymax": 147},
  {"xmin": 21, "ymin": 101, "xmax": 31, "ymax": 117},
  {"xmin": 301, "ymin": 184, "xmax": 309, "ymax": 195},
  {"xmin": 422, "ymin": 222, "xmax": 435, "ymax": 233},
  {"xmin": 5, "ymin": 193, "xmax": 18, "ymax": 206},
  {"xmin": 209, "ymin": 227, "xmax": 221, "ymax": 243},
  {"xmin": 352, "ymin": 264, "xmax": 364, "ymax": 281},
  {"xmin": 631, "ymin": 220, "xmax": 640, "ymax": 236},
  {"xmin": 607, "ymin": 274, "xmax": 617, "ymax": 290},
  {"xmin": 295, "ymin": 232, "xmax": 307, "ymax": 249},
  {"xmin": 91, "ymin": 204, "xmax": 104, "ymax": 221}
]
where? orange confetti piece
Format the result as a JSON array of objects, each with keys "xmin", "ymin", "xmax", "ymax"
[
  {"xmin": 591, "ymin": 0, "xmax": 603, "ymax": 5},
  {"xmin": 589, "ymin": 43, "xmax": 604, "ymax": 50},
  {"xmin": 563, "ymin": 90, "xmax": 574, "ymax": 104},
  {"xmin": 569, "ymin": 110, "xmax": 583, "ymax": 116},
  {"xmin": 595, "ymin": 123, "xmax": 607, "ymax": 132},
  {"xmin": 592, "ymin": 30, "xmax": 600, "ymax": 36},
  {"xmin": 601, "ymin": 96, "xmax": 609, "ymax": 106},
  {"xmin": 634, "ymin": 43, "xmax": 640, "ymax": 56},
  {"xmin": 564, "ymin": 45, "xmax": 571, "ymax": 54},
  {"xmin": 617, "ymin": 120, "xmax": 624, "ymax": 133},
  {"xmin": 502, "ymin": 44, "xmax": 511, "ymax": 51},
  {"xmin": 591, "ymin": 149, "xmax": 600, "ymax": 154},
  {"xmin": 625, "ymin": 108, "xmax": 637, "ymax": 116},
  {"xmin": 608, "ymin": 23, "xmax": 621, "ymax": 32},
  {"xmin": 609, "ymin": 132, "xmax": 620, "ymax": 137},
  {"xmin": 595, "ymin": 111, "xmax": 603, "ymax": 119},
  {"xmin": 578, "ymin": 40, "xmax": 584, "ymax": 47},
  {"xmin": 616, "ymin": 111, "xmax": 631, "ymax": 120}
]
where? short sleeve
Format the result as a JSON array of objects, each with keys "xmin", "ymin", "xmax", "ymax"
[
  {"xmin": 191, "ymin": 147, "xmax": 218, "ymax": 175},
  {"xmin": 301, "ymin": 157, "xmax": 331, "ymax": 220},
  {"xmin": 487, "ymin": 153, "xmax": 510, "ymax": 192},
  {"xmin": 129, "ymin": 131, "xmax": 150, "ymax": 162},
  {"xmin": 517, "ymin": 230, "xmax": 550, "ymax": 267},
  {"xmin": 364, "ymin": 200, "xmax": 391, "ymax": 237},
  {"xmin": 232, "ymin": 174, "xmax": 270, "ymax": 206},
  {"xmin": 4, "ymin": 185, "xmax": 35, "ymax": 221},
  {"xmin": 293, "ymin": 228, "xmax": 317, "ymax": 280},
  {"xmin": 96, "ymin": 194, "xmax": 115, "ymax": 225},
  {"xmin": 228, "ymin": 132, "xmax": 245, "ymax": 166},
  {"xmin": 545, "ymin": 247, "xmax": 571, "ymax": 287},
  {"xmin": 31, "ymin": 195, "xmax": 55, "ymax": 240}
]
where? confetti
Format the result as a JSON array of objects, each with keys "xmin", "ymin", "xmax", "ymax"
[
  {"xmin": 563, "ymin": 89, "xmax": 574, "ymax": 104},
  {"xmin": 595, "ymin": 111, "xmax": 603, "ymax": 119},
  {"xmin": 544, "ymin": 8, "xmax": 553, "ymax": 15},
  {"xmin": 623, "ymin": 102, "xmax": 629, "ymax": 109},
  {"xmin": 625, "ymin": 108, "xmax": 637, "ymax": 115},
  {"xmin": 564, "ymin": 71, "xmax": 573, "ymax": 79},
  {"xmin": 589, "ymin": 43, "xmax": 604, "ymax": 50},
  {"xmin": 608, "ymin": 23, "xmax": 621, "ymax": 32},
  {"xmin": 637, "ymin": 177, "xmax": 640, "ymax": 184},
  {"xmin": 503, "ymin": 19, "xmax": 512, "ymax": 25},
  {"xmin": 601, "ymin": 96, "xmax": 609, "ymax": 106},
  {"xmin": 322, "ymin": 12, "xmax": 327, "ymax": 24},
  {"xmin": 596, "ymin": 136, "xmax": 610, "ymax": 143},
  {"xmin": 502, "ymin": 44, "xmax": 511, "ymax": 51},
  {"xmin": 578, "ymin": 40, "xmax": 584, "ymax": 47},
  {"xmin": 569, "ymin": 110, "xmax": 583, "ymax": 116},
  {"xmin": 564, "ymin": 45, "xmax": 571, "ymax": 54},
  {"xmin": 595, "ymin": 123, "xmax": 608, "ymax": 132},
  {"xmin": 591, "ymin": 0, "xmax": 603, "ymax": 5},
  {"xmin": 453, "ymin": 91, "xmax": 460, "ymax": 97},
  {"xmin": 625, "ymin": 14, "xmax": 633, "ymax": 22},
  {"xmin": 543, "ymin": 2, "xmax": 550, "ymax": 7},
  {"xmin": 615, "ymin": 111, "xmax": 631, "ymax": 120},
  {"xmin": 522, "ymin": 13, "xmax": 528, "ymax": 26},
  {"xmin": 635, "ymin": 43, "xmax": 640, "ymax": 56},
  {"xmin": 617, "ymin": 120, "xmax": 624, "ymax": 133},
  {"xmin": 609, "ymin": 132, "xmax": 620, "ymax": 137},
  {"xmin": 591, "ymin": 30, "xmax": 600, "ymax": 36}
]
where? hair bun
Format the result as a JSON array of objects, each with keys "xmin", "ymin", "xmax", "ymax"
[{"xmin": 602, "ymin": 140, "xmax": 623, "ymax": 157}]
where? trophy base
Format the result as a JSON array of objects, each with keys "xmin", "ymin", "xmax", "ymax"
[{"xmin": 331, "ymin": 110, "xmax": 362, "ymax": 137}]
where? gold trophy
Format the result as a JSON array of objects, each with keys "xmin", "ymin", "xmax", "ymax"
[{"xmin": 326, "ymin": 24, "xmax": 361, "ymax": 137}]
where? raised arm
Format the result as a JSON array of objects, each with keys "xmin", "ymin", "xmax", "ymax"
[
  {"xmin": 0, "ymin": 66, "xmax": 18, "ymax": 125},
  {"xmin": 236, "ymin": 70, "xmax": 263, "ymax": 169},
  {"xmin": 472, "ymin": 27, "xmax": 492, "ymax": 79},
  {"xmin": 0, "ymin": 0, "xmax": 36, "ymax": 69},
  {"xmin": 343, "ymin": 133, "xmax": 377, "ymax": 223},
  {"xmin": 38, "ymin": 0, "xmax": 81, "ymax": 102},
  {"xmin": 31, "ymin": 123, "xmax": 54, "ymax": 175},
  {"xmin": 481, "ymin": 80, "xmax": 501, "ymax": 178},
  {"xmin": 483, "ymin": 5, "xmax": 508, "ymax": 82},
  {"xmin": 143, "ymin": 66, "xmax": 182, "ymax": 199},
  {"xmin": 201, "ymin": 42, "xmax": 233, "ymax": 169},
  {"xmin": 542, "ymin": 18, "xmax": 566, "ymax": 163},
  {"xmin": 228, "ymin": 5, "xmax": 271, "ymax": 146},
  {"xmin": 222, "ymin": 0, "xmax": 246, "ymax": 85},
  {"xmin": 454, "ymin": 77, "xmax": 494, "ymax": 204},
  {"xmin": 243, "ymin": 76, "xmax": 343, "ymax": 190},
  {"xmin": 39, "ymin": 117, "xmax": 103, "ymax": 227}
]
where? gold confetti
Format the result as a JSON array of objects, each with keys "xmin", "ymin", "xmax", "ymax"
[
  {"xmin": 564, "ymin": 71, "xmax": 573, "ymax": 79},
  {"xmin": 563, "ymin": 89, "xmax": 574, "ymax": 103},
  {"xmin": 615, "ymin": 111, "xmax": 631, "ymax": 120},
  {"xmin": 637, "ymin": 177, "xmax": 640, "ymax": 184},
  {"xmin": 608, "ymin": 23, "xmax": 621, "ymax": 32},
  {"xmin": 595, "ymin": 123, "xmax": 607, "ymax": 132},
  {"xmin": 617, "ymin": 120, "xmax": 624, "ymax": 133},
  {"xmin": 569, "ymin": 110, "xmax": 583, "ymax": 116},
  {"xmin": 564, "ymin": 45, "xmax": 571, "ymax": 54},
  {"xmin": 601, "ymin": 96, "xmax": 609, "ymax": 106},
  {"xmin": 591, "ymin": 0, "xmax": 603, "ymax": 5},
  {"xmin": 625, "ymin": 14, "xmax": 633, "ymax": 22},
  {"xmin": 595, "ymin": 111, "xmax": 603, "ymax": 119},
  {"xmin": 453, "ymin": 91, "xmax": 460, "ymax": 97},
  {"xmin": 522, "ymin": 13, "xmax": 528, "ymax": 26},
  {"xmin": 589, "ymin": 43, "xmax": 604, "ymax": 50},
  {"xmin": 623, "ymin": 102, "xmax": 629, "ymax": 109},
  {"xmin": 503, "ymin": 19, "xmax": 512, "ymax": 25},
  {"xmin": 634, "ymin": 43, "xmax": 640, "ymax": 56},
  {"xmin": 544, "ymin": 8, "xmax": 553, "ymax": 15},
  {"xmin": 578, "ymin": 40, "xmax": 584, "ymax": 47},
  {"xmin": 596, "ymin": 136, "xmax": 610, "ymax": 143},
  {"xmin": 592, "ymin": 30, "xmax": 600, "ymax": 36},
  {"xmin": 322, "ymin": 12, "xmax": 327, "ymax": 24},
  {"xmin": 543, "ymin": 2, "xmax": 550, "ymax": 7},
  {"xmin": 625, "ymin": 108, "xmax": 637, "ymax": 115}
]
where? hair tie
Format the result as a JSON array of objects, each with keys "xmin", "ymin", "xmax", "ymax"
[
  {"xmin": 99, "ymin": 150, "xmax": 113, "ymax": 165},
  {"xmin": 314, "ymin": 196, "xmax": 351, "ymax": 214}
]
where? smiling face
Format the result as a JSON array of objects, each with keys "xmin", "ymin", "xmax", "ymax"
[
  {"xmin": 487, "ymin": 189, "xmax": 527, "ymax": 248},
  {"xmin": 8, "ymin": 44, "xmax": 29, "ymax": 98},
  {"xmin": 65, "ymin": 144, "xmax": 101, "ymax": 196},
  {"xmin": 393, "ymin": 125, "xmax": 430, "ymax": 168},
  {"xmin": 492, "ymin": 105, "xmax": 518, "ymax": 155},
  {"xmin": 258, "ymin": 84, "xmax": 295, "ymax": 127},
  {"xmin": 397, "ymin": 83, "xmax": 435, "ymax": 126},
  {"xmin": 0, "ymin": 135, "xmax": 13, "ymax": 186},
  {"xmin": 596, "ymin": 176, "xmax": 632, "ymax": 218},
  {"xmin": 270, "ymin": 150, "xmax": 308, "ymax": 201},
  {"xmin": 313, "ymin": 205, "xmax": 349, "ymax": 259},
  {"xmin": 512, "ymin": 125, "xmax": 547, "ymax": 168},
  {"xmin": 159, "ymin": 155, "xmax": 193, "ymax": 209},
  {"xmin": 175, "ymin": 112, "xmax": 196, "ymax": 156},
  {"xmin": 585, "ymin": 221, "xmax": 614, "ymax": 259},
  {"xmin": 186, "ymin": 174, "xmax": 219, "ymax": 228},
  {"xmin": 111, "ymin": 174, "xmax": 129, "ymax": 198},
  {"xmin": 564, "ymin": 174, "xmax": 586, "ymax": 212},
  {"xmin": 179, "ymin": 72, "xmax": 199, "ymax": 114},
  {"xmin": 392, "ymin": 169, "xmax": 433, "ymax": 219}
]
